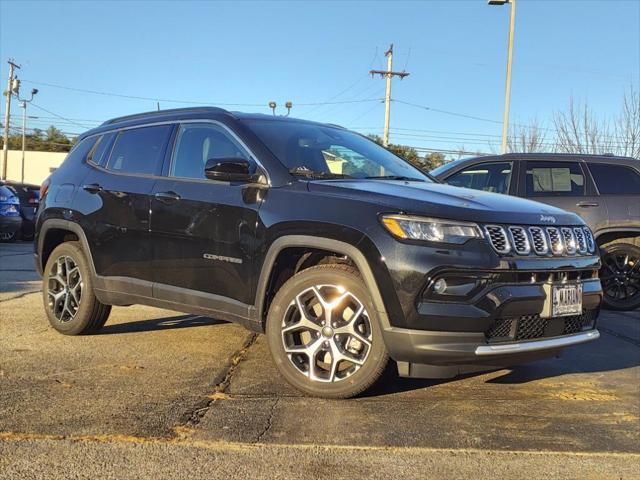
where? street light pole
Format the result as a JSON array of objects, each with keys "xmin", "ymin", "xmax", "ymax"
[
  {"xmin": 489, "ymin": 0, "xmax": 517, "ymax": 154},
  {"xmin": 17, "ymin": 88, "xmax": 38, "ymax": 183}
]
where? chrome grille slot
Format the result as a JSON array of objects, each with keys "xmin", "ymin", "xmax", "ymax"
[
  {"xmin": 529, "ymin": 227, "xmax": 549, "ymax": 254},
  {"xmin": 546, "ymin": 227, "xmax": 564, "ymax": 255},
  {"xmin": 583, "ymin": 227, "xmax": 595, "ymax": 253},
  {"xmin": 573, "ymin": 228, "xmax": 587, "ymax": 254},
  {"xmin": 508, "ymin": 226, "xmax": 531, "ymax": 255},
  {"xmin": 561, "ymin": 227, "xmax": 577, "ymax": 254},
  {"xmin": 485, "ymin": 226, "xmax": 510, "ymax": 254}
]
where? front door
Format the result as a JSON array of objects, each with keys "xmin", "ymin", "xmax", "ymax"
[{"xmin": 150, "ymin": 122, "xmax": 264, "ymax": 309}]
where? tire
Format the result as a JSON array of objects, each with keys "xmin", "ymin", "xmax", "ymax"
[
  {"xmin": 599, "ymin": 241, "xmax": 640, "ymax": 311},
  {"xmin": 266, "ymin": 264, "xmax": 389, "ymax": 398},
  {"xmin": 42, "ymin": 241, "xmax": 111, "ymax": 335}
]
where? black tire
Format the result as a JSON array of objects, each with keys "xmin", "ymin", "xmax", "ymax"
[
  {"xmin": 599, "ymin": 241, "xmax": 640, "ymax": 311},
  {"xmin": 266, "ymin": 264, "xmax": 389, "ymax": 398},
  {"xmin": 42, "ymin": 241, "xmax": 111, "ymax": 335}
]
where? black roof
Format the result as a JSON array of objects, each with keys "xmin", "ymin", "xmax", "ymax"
[{"xmin": 78, "ymin": 107, "xmax": 343, "ymax": 141}]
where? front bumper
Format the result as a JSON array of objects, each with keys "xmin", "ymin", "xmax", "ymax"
[{"xmin": 380, "ymin": 271, "xmax": 603, "ymax": 378}]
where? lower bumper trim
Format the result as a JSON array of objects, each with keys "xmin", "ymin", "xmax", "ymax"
[{"xmin": 475, "ymin": 329, "xmax": 600, "ymax": 356}]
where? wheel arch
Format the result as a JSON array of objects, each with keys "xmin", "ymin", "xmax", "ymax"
[
  {"xmin": 255, "ymin": 235, "xmax": 391, "ymax": 330},
  {"xmin": 38, "ymin": 219, "xmax": 96, "ymax": 277},
  {"xmin": 594, "ymin": 227, "xmax": 640, "ymax": 248}
]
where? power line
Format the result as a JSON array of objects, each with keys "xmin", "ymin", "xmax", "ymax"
[{"xmin": 29, "ymin": 103, "xmax": 90, "ymax": 128}]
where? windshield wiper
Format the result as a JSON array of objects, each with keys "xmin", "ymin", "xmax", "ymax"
[
  {"xmin": 289, "ymin": 166, "xmax": 352, "ymax": 179},
  {"xmin": 364, "ymin": 175, "xmax": 426, "ymax": 182}
]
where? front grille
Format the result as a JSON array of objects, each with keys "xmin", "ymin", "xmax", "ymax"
[
  {"xmin": 529, "ymin": 227, "xmax": 549, "ymax": 254},
  {"xmin": 573, "ymin": 228, "xmax": 587, "ymax": 254},
  {"xmin": 485, "ymin": 226, "xmax": 510, "ymax": 254},
  {"xmin": 546, "ymin": 227, "xmax": 564, "ymax": 255},
  {"xmin": 485, "ymin": 310, "xmax": 597, "ymax": 342},
  {"xmin": 561, "ymin": 228, "xmax": 577, "ymax": 254},
  {"xmin": 583, "ymin": 227, "xmax": 595, "ymax": 253},
  {"xmin": 508, "ymin": 226, "xmax": 531, "ymax": 255}
]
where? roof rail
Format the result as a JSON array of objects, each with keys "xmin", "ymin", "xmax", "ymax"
[{"xmin": 101, "ymin": 106, "xmax": 228, "ymax": 126}]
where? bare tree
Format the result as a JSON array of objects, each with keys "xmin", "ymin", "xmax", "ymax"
[
  {"xmin": 507, "ymin": 118, "xmax": 547, "ymax": 153},
  {"xmin": 553, "ymin": 97, "xmax": 616, "ymax": 155},
  {"xmin": 616, "ymin": 85, "xmax": 640, "ymax": 159}
]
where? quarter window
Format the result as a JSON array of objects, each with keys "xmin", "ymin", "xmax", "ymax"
[
  {"xmin": 525, "ymin": 161, "xmax": 585, "ymax": 196},
  {"xmin": 588, "ymin": 163, "xmax": 640, "ymax": 194},
  {"xmin": 107, "ymin": 125, "xmax": 172, "ymax": 175},
  {"xmin": 170, "ymin": 123, "xmax": 250, "ymax": 180},
  {"xmin": 445, "ymin": 162, "xmax": 513, "ymax": 194},
  {"xmin": 86, "ymin": 132, "xmax": 116, "ymax": 166}
]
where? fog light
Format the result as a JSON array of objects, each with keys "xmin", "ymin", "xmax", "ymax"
[{"xmin": 433, "ymin": 278, "xmax": 448, "ymax": 295}]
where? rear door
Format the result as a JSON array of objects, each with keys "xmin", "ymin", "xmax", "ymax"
[
  {"xmin": 150, "ymin": 121, "xmax": 264, "ymax": 308},
  {"xmin": 520, "ymin": 159, "xmax": 607, "ymax": 230},
  {"xmin": 80, "ymin": 124, "xmax": 173, "ymax": 292},
  {"xmin": 586, "ymin": 162, "xmax": 640, "ymax": 231}
]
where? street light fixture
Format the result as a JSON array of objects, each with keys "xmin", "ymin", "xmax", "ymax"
[{"xmin": 489, "ymin": 0, "xmax": 516, "ymax": 154}]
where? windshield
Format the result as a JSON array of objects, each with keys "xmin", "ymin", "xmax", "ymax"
[{"xmin": 242, "ymin": 119, "xmax": 433, "ymax": 181}]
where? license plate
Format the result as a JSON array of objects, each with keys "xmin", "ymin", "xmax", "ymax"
[{"xmin": 552, "ymin": 284, "xmax": 583, "ymax": 317}]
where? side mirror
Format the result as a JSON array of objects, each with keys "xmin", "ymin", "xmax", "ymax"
[{"xmin": 204, "ymin": 157, "xmax": 264, "ymax": 183}]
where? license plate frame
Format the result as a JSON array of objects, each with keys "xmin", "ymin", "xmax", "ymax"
[{"xmin": 551, "ymin": 283, "xmax": 583, "ymax": 317}]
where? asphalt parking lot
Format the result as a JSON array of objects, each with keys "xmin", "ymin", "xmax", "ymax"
[{"xmin": 1, "ymin": 241, "xmax": 639, "ymax": 479}]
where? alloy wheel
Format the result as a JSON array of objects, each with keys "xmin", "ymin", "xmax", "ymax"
[
  {"xmin": 600, "ymin": 251, "xmax": 640, "ymax": 307},
  {"xmin": 281, "ymin": 284, "xmax": 373, "ymax": 382},
  {"xmin": 47, "ymin": 255, "xmax": 83, "ymax": 322}
]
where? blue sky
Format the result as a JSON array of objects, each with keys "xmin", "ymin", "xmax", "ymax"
[{"xmin": 1, "ymin": 0, "xmax": 638, "ymax": 155}]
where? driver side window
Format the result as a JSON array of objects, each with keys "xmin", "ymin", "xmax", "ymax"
[{"xmin": 170, "ymin": 123, "xmax": 250, "ymax": 180}]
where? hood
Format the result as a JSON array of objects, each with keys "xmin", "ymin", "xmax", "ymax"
[{"xmin": 307, "ymin": 180, "xmax": 583, "ymax": 225}]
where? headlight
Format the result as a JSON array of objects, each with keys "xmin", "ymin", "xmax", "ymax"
[{"xmin": 381, "ymin": 215, "xmax": 482, "ymax": 244}]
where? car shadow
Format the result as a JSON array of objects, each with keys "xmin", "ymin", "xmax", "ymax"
[
  {"xmin": 362, "ymin": 329, "xmax": 640, "ymax": 397},
  {"xmin": 99, "ymin": 314, "xmax": 227, "ymax": 334}
]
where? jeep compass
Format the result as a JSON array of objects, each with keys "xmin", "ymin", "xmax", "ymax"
[{"xmin": 35, "ymin": 107, "xmax": 602, "ymax": 398}]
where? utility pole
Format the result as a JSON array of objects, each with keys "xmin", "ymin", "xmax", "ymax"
[
  {"xmin": 370, "ymin": 44, "xmax": 409, "ymax": 147},
  {"xmin": 2, "ymin": 59, "xmax": 20, "ymax": 180}
]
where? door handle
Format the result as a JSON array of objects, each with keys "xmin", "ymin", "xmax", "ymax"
[
  {"xmin": 154, "ymin": 191, "xmax": 181, "ymax": 204},
  {"xmin": 81, "ymin": 183, "xmax": 103, "ymax": 194},
  {"xmin": 576, "ymin": 201, "xmax": 599, "ymax": 208}
]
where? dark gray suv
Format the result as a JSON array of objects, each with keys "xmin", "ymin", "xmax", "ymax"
[{"xmin": 433, "ymin": 153, "xmax": 640, "ymax": 311}]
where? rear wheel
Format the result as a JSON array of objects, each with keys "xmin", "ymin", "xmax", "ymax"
[
  {"xmin": 266, "ymin": 264, "xmax": 389, "ymax": 398},
  {"xmin": 600, "ymin": 242, "xmax": 640, "ymax": 311},
  {"xmin": 43, "ymin": 241, "xmax": 111, "ymax": 335}
]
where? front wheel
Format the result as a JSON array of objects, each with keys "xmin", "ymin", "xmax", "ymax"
[
  {"xmin": 266, "ymin": 264, "xmax": 389, "ymax": 398},
  {"xmin": 600, "ymin": 242, "xmax": 640, "ymax": 311}
]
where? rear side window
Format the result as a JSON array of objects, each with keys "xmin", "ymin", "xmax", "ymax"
[
  {"xmin": 525, "ymin": 161, "xmax": 585, "ymax": 196},
  {"xmin": 87, "ymin": 132, "xmax": 116, "ymax": 166},
  {"xmin": 445, "ymin": 161, "xmax": 513, "ymax": 194},
  {"xmin": 107, "ymin": 125, "xmax": 172, "ymax": 175},
  {"xmin": 588, "ymin": 163, "xmax": 640, "ymax": 194},
  {"xmin": 64, "ymin": 136, "xmax": 98, "ymax": 165}
]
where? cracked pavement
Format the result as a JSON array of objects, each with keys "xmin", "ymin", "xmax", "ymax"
[{"xmin": 1, "ymin": 242, "xmax": 639, "ymax": 478}]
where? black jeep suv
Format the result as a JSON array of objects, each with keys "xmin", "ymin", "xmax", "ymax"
[
  {"xmin": 35, "ymin": 108, "xmax": 602, "ymax": 398},
  {"xmin": 432, "ymin": 154, "xmax": 640, "ymax": 311}
]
